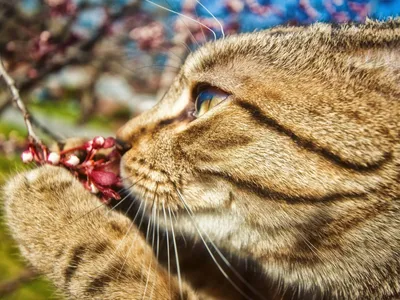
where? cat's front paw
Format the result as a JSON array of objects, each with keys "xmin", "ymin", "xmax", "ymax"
[
  {"xmin": 4, "ymin": 164, "xmax": 86, "ymax": 226},
  {"xmin": 3, "ymin": 166, "xmax": 192, "ymax": 299},
  {"xmin": 3, "ymin": 165, "xmax": 101, "ymax": 272}
]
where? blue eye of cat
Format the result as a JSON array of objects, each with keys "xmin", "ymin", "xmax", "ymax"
[{"xmin": 194, "ymin": 87, "xmax": 229, "ymax": 118}]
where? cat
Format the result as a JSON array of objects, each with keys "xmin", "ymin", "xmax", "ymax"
[{"xmin": 3, "ymin": 19, "xmax": 400, "ymax": 300}]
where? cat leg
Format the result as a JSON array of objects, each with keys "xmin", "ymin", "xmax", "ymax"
[{"xmin": 3, "ymin": 165, "xmax": 197, "ymax": 300}]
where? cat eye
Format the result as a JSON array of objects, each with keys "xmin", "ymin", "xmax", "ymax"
[{"xmin": 194, "ymin": 87, "xmax": 229, "ymax": 118}]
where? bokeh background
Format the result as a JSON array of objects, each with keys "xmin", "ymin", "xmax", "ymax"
[{"xmin": 0, "ymin": 0, "xmax": 399, "ymax": 298}]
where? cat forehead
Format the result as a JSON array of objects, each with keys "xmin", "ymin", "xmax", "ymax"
[
  {"xmin": 182, "ymin": 19, "xmax": 400, "ymax": 76},
  {"xmin": 182, "ymin": 30, "xmax": 303, "ymax": 74}
]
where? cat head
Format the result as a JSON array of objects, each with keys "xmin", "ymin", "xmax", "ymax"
[{"xmin": 117, "ymin": 19, "xmax": 399, "ymax": 290}]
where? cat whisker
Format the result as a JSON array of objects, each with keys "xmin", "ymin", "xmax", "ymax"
[
  {"xmin": 144, "ymin": 0, "xmax": 217, "ymax": 41},
  {"xmin": 162, "ymin": 0, "xmax": 200, "ymax": 47},
  {"xmin": 159, "ymin": 47, "xmax": 187, "ymax": 65},
  {"xmin": 115, "ymin": 199, "xmax": 148, "ymax": 282},
  {"xmin": 110, "ymin": 171, "xmax": 154, "ymax": 278},
  {"xmin": 170, "ymin": 209, "xmax": 187, "ymax": 247},
  {"xmin": 81, "ymin": 197, "xmax": 142, "ymax": 287},
  {"xmin": 109, "ymin": 177, "xmax": 144, "ymax": 216},
  {"xmin": 141, "ymin": 202, "xmax": 157, "ymax": 300},
  {"xmin": 174, "ymin": 187, "xmax": 266, "ymax": 300},
  {"xmin": 136, "ymin": 197, "xmax": 151, "ymax": 282},
  {"xmin": 177, "ymin": 41, "xmax": 194, "ymax": 54},
  {"xmin": 145, "ymin": 185, "xmax": 158, "ymax": 246},
  {"xmin": 162, "ymin": 201, "xmax": 172, "ymax": 298},
  {"xmin": 57, "ymin": 202, "xmax": 105, "ymax": 232},
  {"xmin": 111, "ymin": 199, "xmax": 144, "ymax": 272},
  {"xmin": 195, "ymin": 0, "xmax": 225, "ymax": 39},
  {"xmin": 298, "ymin": 229, "xmax": 321, "ymax": 257},
  {"xmin": 112, "ymin": 191, "xmax": 149, "ymax": 261},
  {"xmin": 164, "ymin": 0, "xmax": 201, "ymax": 46},
  {"xmin": 167, "ymin": 203, "xmax": 184, "ymax": 300},
  {"xmin": 156, "ymin": 199, "xmax": 161, "ymax": 260},
  {"xmin": 148, "ymin": 198, "xmax": 160, "ymax": 300}
]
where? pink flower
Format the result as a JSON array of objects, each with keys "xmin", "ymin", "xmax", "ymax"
[
  {"xmin": 64, "ymin": 155, "xmax": 80, "ymax": 166},
  {"xmin": 103, "ymin": 137, "xmax": 115, "ymax": 148},
  {"xmin": 21, "ymin": 136, "xmax": 122, "ymax": 203},
  {"xmin": 47, "ymin": 152, "xmax": 60, "ymax": 165},
  {"xmin": 21, "ymin": 150, "xmax": 34, "ymax": 163},
  {"xmin": 93, "ymin": 136, "xmax": 105, "ymax": 148},
  {"xmin": 90, "ymin": 170, "xmax": 119, "ymax": 186},
  {"xmin": 84, "ymin": 140, "xmax": 94, "ymax": 152},
  {"xmin": 89, "ymin": 182, "xmax": 99, "ymax": 194}
]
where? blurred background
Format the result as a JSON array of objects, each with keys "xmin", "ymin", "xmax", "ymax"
[{"xmin": 0, "ymin": 0, "xmax": 399, "ymax": 298}]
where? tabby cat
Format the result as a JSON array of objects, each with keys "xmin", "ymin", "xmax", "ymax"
[{"xmin": 3, "ymin": 19, "xmax": 400, "ymax": 299}]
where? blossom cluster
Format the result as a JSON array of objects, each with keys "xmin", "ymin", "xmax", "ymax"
[{"xmin": 22, "ymin": 136, "xmax": 122, "ymax": 203}]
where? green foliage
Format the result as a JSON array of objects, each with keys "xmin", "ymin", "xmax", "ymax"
[
  {"xmin": 30, "ymin": 99, "xmax": 130, "ymax": 130},
  {"xmin": 30, "ymin": 99, "xmax": 80, "ymax": 123},
  {"xmin": 0, "ymin": 121, "xmax": 26, "ymax": 137}
]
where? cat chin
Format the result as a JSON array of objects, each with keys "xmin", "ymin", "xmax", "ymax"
[{"xmin": 170, "ymin": 210, "xmax": 254, "ymax": 252}]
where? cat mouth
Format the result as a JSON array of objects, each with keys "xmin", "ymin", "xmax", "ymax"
[
  {"xmin": 116, "ymin": 172, "xmax": 185, "ymax": 215},
  {"xmin": 120, "ymin": 158, "xmax": 189, "ymax": 212}
]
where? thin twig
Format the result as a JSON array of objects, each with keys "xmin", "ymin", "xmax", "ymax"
[
  {"xmin": 0, "ymin": 57, "xmax": 42, "ymax": 144},
  {"xmin": 0, "ymin": 1, "xmax": 141, "ymax": 115}
]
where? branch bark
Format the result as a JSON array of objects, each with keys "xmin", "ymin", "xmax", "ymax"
[{"xmin": 0, "ymin": 57, "xmax": 42, "ymax": 144}]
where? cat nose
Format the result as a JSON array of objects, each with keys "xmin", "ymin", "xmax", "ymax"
[{"xmin": 115, "ymin": 138, "xmax": 132, "ymax": 155}]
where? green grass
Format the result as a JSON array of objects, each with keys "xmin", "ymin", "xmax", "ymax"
[{"xmin": 0, "ymin": 125, "xmax": 60, "ymax": 299}]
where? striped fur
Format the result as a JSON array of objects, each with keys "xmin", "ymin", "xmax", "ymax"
[{"xmin": 4, "ymin": 19, "xmax": 400, "ymax": 299}]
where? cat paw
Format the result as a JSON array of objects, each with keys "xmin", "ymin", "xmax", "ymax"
[
  {"xmin": 4, "ymin": 165, "xmax": 80, "ymax": 209},
  {"xmin": 2, "ymin": 166, "xmax": 198, "ymax": 300},
  {"xmin": 3, "ymin": 165, "xmax": 94, "ymax": 247}
]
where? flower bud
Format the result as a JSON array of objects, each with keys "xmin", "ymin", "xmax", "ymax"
[
  {"xmin": 103, "ymin": 137, "xmax": 116, "ymax": 148},
  {"xmin": 21, "ymin": 150, "xmax": 33, "ymax": 163},
  {"xmin": 47, "ymin": 152, "xmax": 60, "ymax": 165},
  {"xmin": 65, "ymin": 155, "xmax": 80, "ymax": 166},
  {"xmin": 84, "ymin": 140, "xmax": 93, "ymax": 152},
  {"xmin": 89, "ymin": 183, "xmax": 99, "ymax": 194},
  {"xmin": 93, "ymin": 136, "xmax": 105, "ymax": 148}
]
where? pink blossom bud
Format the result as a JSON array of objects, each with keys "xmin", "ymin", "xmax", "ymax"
[
  {"xmin": 65, "ymin": 155, "xmax": 80, "ymax": 166},
  {"xmin": 93, "ymin": 136, "xmax": 105, "ymax": 148},
  {"xmin": 84, "ymin": 140, "xmax": 93, "ymax": 152},
  {"xmin": 89, "ymin": 183, "xmax": 99, "ymax": 194},
  {"xmin": 103, "ymin": 137, "xmax": 115, "ymax": 148},
  {"xmin": 21, "ymin": 150, "xmax": 33, "ymax": 163},
  {"xmin": 47, "ymin": 152, "xmax": 60, "ymax": 165}
]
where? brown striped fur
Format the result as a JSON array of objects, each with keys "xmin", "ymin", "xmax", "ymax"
[{"xmin": 3, "ymin": 19, "xmax": 400, "ymax": 299}]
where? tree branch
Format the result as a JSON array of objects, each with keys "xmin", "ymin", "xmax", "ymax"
[
  {"xmin": 0, "ymin": 57, "xmax": 42, "ymax": 144},
  {"xmin": 0, "ymin": 1, "xmax": 141, "ymax": 115}
]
